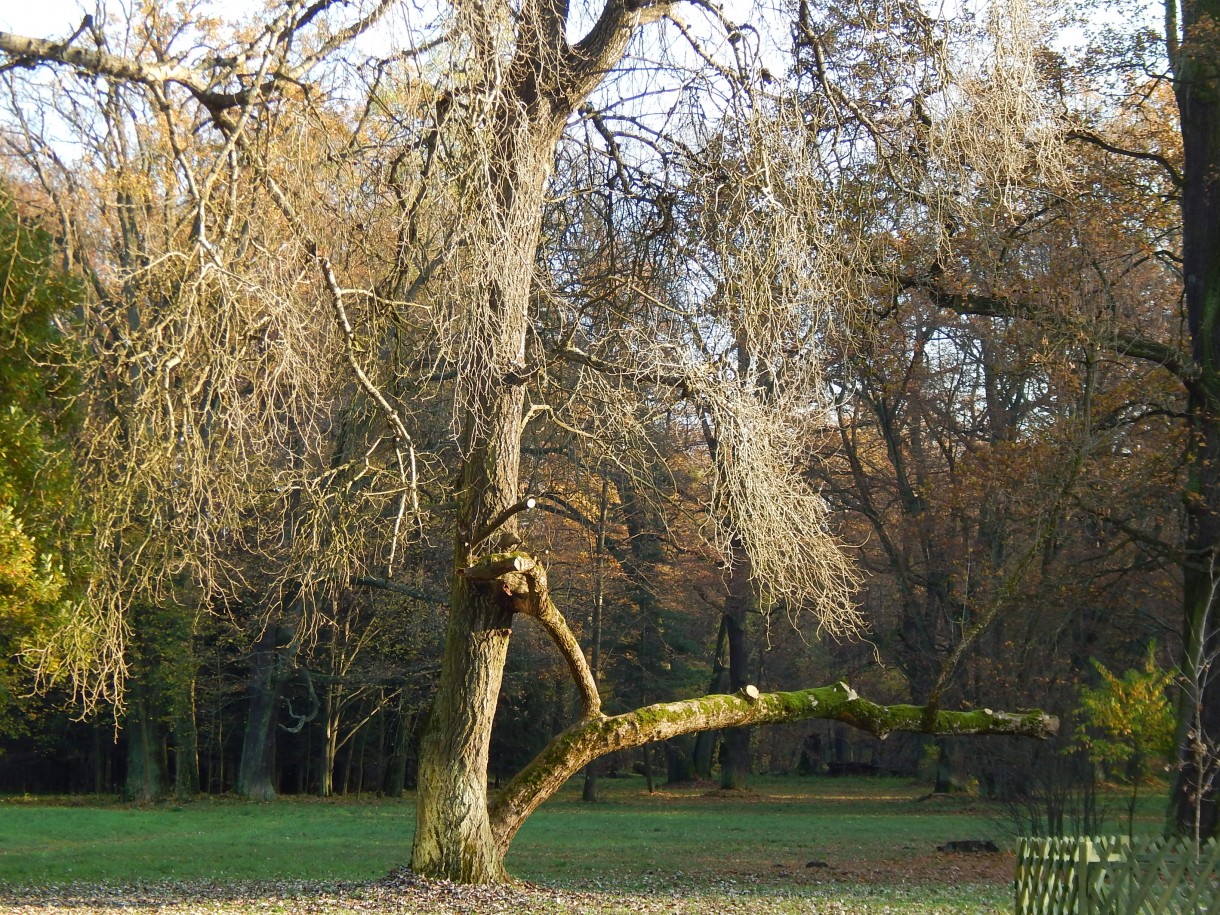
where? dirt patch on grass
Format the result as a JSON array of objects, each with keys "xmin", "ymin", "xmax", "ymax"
[{"xmin": 688, "ymin": 847, "xmax": 1012, "ymax": 889}]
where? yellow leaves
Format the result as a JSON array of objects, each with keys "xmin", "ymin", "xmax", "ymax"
[
  {"xmin": 1074, "ymin": 643, "xmax": 1176, "ymax": 776},
  {"xmin": 0, "ymin": 502, "xmax": 66, "ymax": 630}
]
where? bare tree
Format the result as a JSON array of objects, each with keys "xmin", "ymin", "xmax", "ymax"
[{"xmin": 1, "ymin": 0, "xmax": 1059, "ymax": 881}]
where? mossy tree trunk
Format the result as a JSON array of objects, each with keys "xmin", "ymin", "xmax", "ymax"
[{"xmin": 407, "ymin": 0, "xmax": 672, "ymax": 883}]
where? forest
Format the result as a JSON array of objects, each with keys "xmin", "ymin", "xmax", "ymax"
[{"xmin": 0, "ymin": 0, "xmax": 1214, "ymax": 886}]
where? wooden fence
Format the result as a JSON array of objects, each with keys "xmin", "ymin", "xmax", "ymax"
[{"xmin": 1016, "ymin": 836, "xmax": 1220, "ymax": 915}]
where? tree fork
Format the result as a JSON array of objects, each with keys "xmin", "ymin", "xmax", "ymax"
[
  {"xmin": 463, "ymin": 552, "xmax": 601, "ymax": 719},
  {"xmin": 487, "ymin": 681, "xmax": 1058, "ymax": 857}
]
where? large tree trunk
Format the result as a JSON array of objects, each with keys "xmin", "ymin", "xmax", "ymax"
[
  {"xmin": 1171, "ymin": 0, "xmax": 1220, "ymax": 839},
  {"xmin": 410, "ymin": 122, "xmax": 550, "ymax": 880},
  {"xmin": 412, "ymin": 572, "xmax": 516, "ymax": 881},
  {"xmin": 1175, "ymin": 402, "xmax": 1220, "ymax": 838}
]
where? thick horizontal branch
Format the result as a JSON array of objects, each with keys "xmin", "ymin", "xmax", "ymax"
[
  {"xmin": 488, "ymin": 681, "xmax": 1057, "ymax": 854},
  {"xmin": 0, "ymin": 29, "xmax": 259, "ymax": 111}
]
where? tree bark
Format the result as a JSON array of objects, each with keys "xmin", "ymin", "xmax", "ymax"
[
  {"xmin": 583, "ymin": 479, "xmax": 609, "ymax": 802},
  {"xmin": 236, "ymin": 624, "xmax": 285, "ymax": 801},
  {"xmin": 385, "ymin": 695, "xmax": 413, "ymax": 798},
  {"xmin": 1171, "ymin": 0, "xmax": 1220, "ymax": 839},
  {"xmin": 692, "ymin": 615, "xmax": 729, "ymax": 779},
  {"xmin": 409, "ymin": 0, "xmax": 659, "ymax": 869},
  {"xmin": 720, "ymin": 546, "xmax": 754, "ymax": 789},
  {"xmin": 410, "ymin": 128, "xmax": 550, "ymax": 879},
  {"xmin": 172, "ymin": 687, "xmax": 200, "ymax": 799},
  {"xmin": 123, "ymin": 678, "xmax": 166, "ymax": 802}
]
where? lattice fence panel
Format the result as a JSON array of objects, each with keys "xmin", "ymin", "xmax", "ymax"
[{"xmin": 1016, "ymin": 836, "xmax": 1220, "ymax": 915}]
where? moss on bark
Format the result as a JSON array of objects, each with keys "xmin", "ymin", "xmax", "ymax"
[{"xmin": 488, "ymin": 681, "xmax": 1057, "ymax": 857}]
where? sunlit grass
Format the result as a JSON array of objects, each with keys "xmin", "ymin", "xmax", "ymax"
[
  {"xmin": 0, "ymin": 775, "xmax": 1170, "ymax": 913},
  {"xmin": 0, "ymin": 798, "xmax": 413, "ymax": 883}
]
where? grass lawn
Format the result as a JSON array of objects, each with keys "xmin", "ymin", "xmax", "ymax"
[{"xmin": 0, "ymin": 775, "xmax": 1169, "ymax": 913}]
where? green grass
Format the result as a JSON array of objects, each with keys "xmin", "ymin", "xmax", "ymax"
[
  {"xmin": 510, "ymin": 777, "xmax": 991, "ymax": 883},
  {"xmin": 0, "ymin": 776, "xmax": 1171, "ymax": 913},
  {"xmin": 0, "ymin": 797, "xmax": 413, "ymax": 883}
]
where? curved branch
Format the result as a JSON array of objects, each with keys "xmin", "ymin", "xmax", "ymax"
[
  {"xmin": 514, "ymin": 565, "xmax": 601, "ymax": 720},
  {"xmin": 1066, "ymin": 129, "xmax": 1184, "ymax": 189},
  {"xmin": 353, "ymin": 576, "xmax": 447, "ymax": 605},
  {"xmin": 558, "ymin": 345, "xmax": 693, "ymax": 395},
  {"xmin": 472, "ymin": 496, "xmax": 538, "ymax": 548},
  {"xmin": 905, "ymin": 277, "xmax": 1199, "ymax": 386},
  {"xmin": 488, "ymin": 682, "xmax": 1057, "ymax": 854},
  {"xmin": 461, "ymin": 554, "xmax": 601, "ymax": 720},
  {"xmin": 564, "ymin": 0, "xmax": 674, "ymax": 104}
]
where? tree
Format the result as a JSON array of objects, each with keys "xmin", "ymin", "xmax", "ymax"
[
  {"xmin": 868, "ymin": 0, "xmax": 1220, "ymax": 834},
  {"xmin": 0, "ymin": 0, "xmax": 1058, "ymax": 882},
  {"xmin": 0, "ymin": 187, "xmax": 78, "ymax": 735},
  {"xmin": 1075, "ymin": 644, "xmax": 1177, "ymax": 834},
  {"xmin": 1166, "ymin": 0, "xmax": 1220, "ymax": 838}
]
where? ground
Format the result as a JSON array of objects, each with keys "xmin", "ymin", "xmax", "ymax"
[{"xmin": 2, "ymin": 775, "xmax": 1162, "ymax": 914}]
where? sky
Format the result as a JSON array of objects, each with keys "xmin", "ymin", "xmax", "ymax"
[{"xmin": 1, "ymin": 0, "xmax": 90, "ymax": 36}]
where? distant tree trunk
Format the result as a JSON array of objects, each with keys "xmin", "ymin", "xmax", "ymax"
[
  {"xmin": 693, "ymin": 616, "xmax": 729, "ymax": 778},
  {"xmin": 614, "ymin": 470, "xmax": 671, "ymax": 710},
  {"xmin": 353, "ymin": 723, "xmax": 369, "ymax": 796},
  {"xmin": 385, "ymin": 695, "xmax": 412, "ymax": 798},
  {"xmin": 168, "ymin": 620, "xmax": 200, "ymax": 799},
  {"xmin": 236, "ymin": 624, "xmax": 285, "ymax": 801},
  {"xmin": 172, "ymin": 690, "xmax": 200, "ymax": 798},
  {"xmin": 932, "ymin": 738, "xmax": 954, "ymax": 794},
  {"xmin": 582, "ymin": 480, "xmax": 609, "ymax": 803},
  {"xmin": 720, "ymin": 547, "xmax": 754, "ymax": 790},
  {"xmin": 665, "ymin": 739, "xmax": 695, "ymax": 783},
  {"xmin": 124, "ymin": 678, "xmax": 166, "ymax": 802},
  {"xmin": 318, "ymin": 681, "xmax": 339, "ymax": 797}
]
